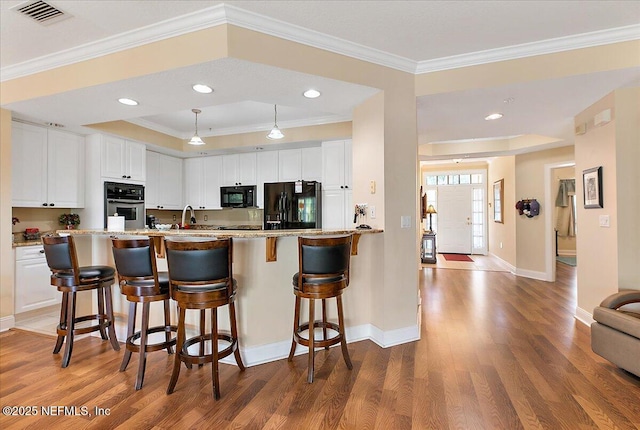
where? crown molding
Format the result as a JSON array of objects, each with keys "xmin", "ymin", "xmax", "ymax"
[
  {"xmin": 1, "ymin": 4, "xmax": 227, "ymax": 81},
  {"xmin": 2, "ymin": 4, "xmax": 638, "ymax": 82},
  {"xmin": 416, "ymin": 24, "xmax": 640, "ymax": 74},
  {"xmin": 221, "ymin": 4, "xmax": 416, "ymax": 73},
  {"xmin": 127, "ymin": 115, "xmax": 352, "ymax": 139}
]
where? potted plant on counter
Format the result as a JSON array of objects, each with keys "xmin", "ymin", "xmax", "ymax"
[{"xmin": 59, "ymin": 213, "xmax": 80, "ymax": 230}]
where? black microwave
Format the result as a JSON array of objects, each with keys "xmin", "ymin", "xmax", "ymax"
[{"xmin": 221, "ymin": 185, "xmax": 256, "ymax": 208}]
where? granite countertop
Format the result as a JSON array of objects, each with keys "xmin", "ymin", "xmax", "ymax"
[{"xmin": 56, "ymin": 227, "xmax": 383, "ymax": 238}]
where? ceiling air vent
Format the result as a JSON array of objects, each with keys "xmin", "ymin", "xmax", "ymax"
[{"xmin": 12, "ymin": 1, "xmax": 71, "ymax": 26}]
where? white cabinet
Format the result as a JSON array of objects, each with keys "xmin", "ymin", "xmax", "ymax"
[
  {"xmin": 184, "ymin": 156, "xmax": 223, "ymax": 209},
  {"xmin": 146, "ymin": 151, "xmax": 183, "ymax": 209},
  {"xmin": 278, "ymin": 147, "xmax": 322, "ymax": 182},
  {"xmin": 322, "ymin": 189, "xmax": 354, "ymax": 230},
  {"xmin": 101, "ymin": 135, "xmax": 146, "ymax": 182},
  {"xmin": 321, "ymin": 140, "xmax": 353, "ymax": 229},
  {"xmin": 14, "ymin": 245, "xmax": 60, "ymax": 314},
  {"xmin": 256, "ymin": 151, "xmax": 279, "ymax": 208},
  {"xmin": 278, "ymin": 149, "xmax": 301, "ymax": 182},
  {"xmin": 12, "ymin": 122, "xmax": 85, "ymax": 208},
  {"xmin": 222, "ymin": 153, "xmax": 256, "ymax": 186}
]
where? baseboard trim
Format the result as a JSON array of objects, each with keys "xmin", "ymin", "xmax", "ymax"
[
  {"xmin": 575, "ymin": 306, "xmax": 594, "ymax": 327},
  {"xmin": 221, "ymin": 323, "xmax": 420, "ymax": 367},
  {"xmin": 557, "ymin": 250, "xmax": 577, "ymax": 257},
  {"xmin": 0, "ymin": 315, "xmax": 16, "ymax": 332},
  {"xmin": 514, "ymin": 267, "xmax": 551, "ymax": 281},
  {"xmin": 488, "ymin": 253, "xmax": 516, "ymax": 273}
]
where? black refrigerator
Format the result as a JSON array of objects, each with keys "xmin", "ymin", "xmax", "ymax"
[{"xmin": 263, "ymin": 181, "xmax": 322, "ymax": 230}]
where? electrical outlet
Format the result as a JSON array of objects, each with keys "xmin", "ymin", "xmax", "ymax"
[
  {"xmin": 172, "ymin": 215, "xmax": 176, "ymax": 222},
  {"xmin": 500, "ymin": 242, "xmax": 503, "ymax": 249},
  {"xmin": 370, "ymin": 180, "xmax": 376, "ymax": 194},
  {"xmin": 204, "ymin": 215, "xmax": 208, "ymax": 222},
  {"xmin": 370, "ymin": 205, "xmax": 376, "ymax": 219}
]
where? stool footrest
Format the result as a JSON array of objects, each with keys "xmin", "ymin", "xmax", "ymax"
[
  {"xmin": 294, "ymin": 321, "xmax": 342, "ymax": 349},
  {"xmin": 126, "ymin": 325, "xmax": 178, "ymax": 353},
  {"xmin": 179, "ymin": 333, "xmax": 237, "ymax": 366},
  {"xmin": 57, "ymin": 314, "xmax": 113, "ymax": 336}
]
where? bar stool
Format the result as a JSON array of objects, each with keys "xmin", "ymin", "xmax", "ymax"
[
  {"xmin": 111, "ymin": 237, "xmax": 177, "ymax": 390},
  {"xmin": 164, "ymin": 237, "xmax": 245, "ymax": 399},
  {"xmin": 42, "ymin": 235, "xmax": 120, "ymax": 368},
  {"xmin": 288, "ymin": 234, "xmax": 353, "ymax": 383}
]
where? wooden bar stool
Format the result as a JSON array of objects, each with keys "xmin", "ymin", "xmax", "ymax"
[
  {"xmin": 288, "ymin": 234, "xmax": 353, "ymax": 383},
  {"xmin": 42, "ymin": 235, "xmax": 120, "ymax": 368},
  {"xmin": 111, "ymin": 237, "xmax": 177, "ymax": 390},
  {"xmin": 164, "ymin": 237, "xmax": 245, "ymax": 399}
]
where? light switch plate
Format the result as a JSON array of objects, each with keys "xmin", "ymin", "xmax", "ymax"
[
  {"xmin": 370, "ymin": 205, "xmax": 376, "ymax": 219},
  {"xmin": 599, "ymin": 215, "xmax": 610, "ymax": 227},
  {"xmin": 401, "ymin": 215, "xmax": 411, "ymax": 228}
]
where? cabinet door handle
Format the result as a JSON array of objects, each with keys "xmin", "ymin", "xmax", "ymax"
[
  {"xmin": 49, "ymin": 203, "xmax": 55, "ymax": 206},
  {"xmin": 344, "ymin": 185, "xmax": 349, "ymax": 189},
  {"xmin": 39, "ymin": 249, "xmax": 45, "ymax": 253},
  {"xmin": 122, "ymin": 175, "xmax": 127, "ymax": 178},
  {"xmin": 42, "ymin": 203, "xmax": 48, "ymax": 206}
]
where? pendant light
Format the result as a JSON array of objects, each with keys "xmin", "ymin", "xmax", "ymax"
[
  {"xmin": 188, "ymin": 108, "xmax": 204, "ymax": 145},
  {"xmin": 267, "ymin": 104, "xmax": 284, "ymax": 140}
]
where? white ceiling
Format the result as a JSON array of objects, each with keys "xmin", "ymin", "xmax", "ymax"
[{"xmin": 1, "ymin": 1, "xmax": 639, "ymax": 155}]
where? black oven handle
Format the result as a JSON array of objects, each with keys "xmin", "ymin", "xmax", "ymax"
[{"xmin": 107, "ymin": 199, "xmax": 143, "ymax": 204}]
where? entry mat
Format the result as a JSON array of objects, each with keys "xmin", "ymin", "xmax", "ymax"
[
  {"xmin": 557, "ymin": 256, "xmax": 577, "ymax": 266},
  {"xmin": 442, "ymin": 253, "xmax": 474, "ymax": 262}
]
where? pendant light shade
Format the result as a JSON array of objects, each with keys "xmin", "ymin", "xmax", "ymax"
[
  {"xmin": 188, "ymin": 108, "xmax": 205, "ymax": 145},
  {"xmin": 267, "ymin": 104, "xmax": 284, "ymax": 140}
]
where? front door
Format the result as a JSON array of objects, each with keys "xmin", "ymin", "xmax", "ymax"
[{"xmin": 437, "ymin": 185, "xmax": 472, "ymax": 254}]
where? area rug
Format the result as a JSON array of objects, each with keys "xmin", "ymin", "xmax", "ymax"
[
  {"xmin": 557, "ymin": 256, "xmax": 577, "ymax": 266},
  {"xmin": 442, "ymin": 253, "xmax": 474, "ymax": 262}
]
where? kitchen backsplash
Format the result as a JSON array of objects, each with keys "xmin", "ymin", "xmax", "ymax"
[
  {"xmin": 146, "ymin": 208, "xmax": 263, "ymax": 227},
  {"xmin": 11, "ymin": 207, "xmax": 79, "ymax": 234}
]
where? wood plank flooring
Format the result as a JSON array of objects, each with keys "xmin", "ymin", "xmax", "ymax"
[{"xmin": 1, "ymin": 263, "xmax": 639, "ymax": 429}]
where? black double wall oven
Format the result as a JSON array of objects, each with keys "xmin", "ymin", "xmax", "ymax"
[{"xmin": 104, "ymin": 182, "xmax": 145, "ymax": 230}]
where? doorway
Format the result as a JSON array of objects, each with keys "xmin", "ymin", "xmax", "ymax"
[{"xmin": 422, "ymin": 169, "xmax": 487, "ymax": 255}]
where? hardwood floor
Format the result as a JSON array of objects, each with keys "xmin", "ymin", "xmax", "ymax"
[{"xmin": 1, "ymin": 263, "xmax": 638, "ymax": 429}]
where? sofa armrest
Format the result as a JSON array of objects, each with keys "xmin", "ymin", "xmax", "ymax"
[{"xmin": 599, "ymin": 290, "xmax": 640, "ymax": 309}]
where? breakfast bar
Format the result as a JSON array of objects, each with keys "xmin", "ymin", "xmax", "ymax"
[{"xmin": 59, "ymin": 227, "xmax": 383, "ymax": 367}]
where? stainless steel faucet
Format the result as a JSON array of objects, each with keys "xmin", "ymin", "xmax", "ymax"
[{"xmin": 181, "ymin": 205, "xmax": 196, "ymax": 228}]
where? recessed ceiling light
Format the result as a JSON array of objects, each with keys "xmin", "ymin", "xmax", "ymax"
[
  {"xmin": 192, "ymin": 84, "xmax": 213, "ymax": 94},
  {"xmin": 485, "ymin": 113, "xmax": 503, "ymax": 121},
  {"xmin": 118, "ymin": 98, "xmax": 138, "ymax": 106},
  {"xmin": 303, "ymin": 89, "xmax": 321, "ymax": 99}
]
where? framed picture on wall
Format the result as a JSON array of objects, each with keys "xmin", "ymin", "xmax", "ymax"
[
  {"xmin": 493, "ymin": 179, "xmax": 504, "ymax": 223},
  {"xmin": 583, "ymin": 166, "xmax": 603, "ymax": 208}
]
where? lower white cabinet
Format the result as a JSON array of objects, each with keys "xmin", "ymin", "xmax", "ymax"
[{"xmin": 14, "ymin": 245, "xmax": 60, "ymax": 314}]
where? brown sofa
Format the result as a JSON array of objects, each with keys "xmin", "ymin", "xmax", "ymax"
[{"xmin": 591, "ymin": 289, "xmax": 640, "ymax": 377}]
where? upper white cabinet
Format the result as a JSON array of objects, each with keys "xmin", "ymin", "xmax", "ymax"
[
  {"xmin": 184, "ymin": 156, "xmax": 223, "ymax": 209},
  {"xmin": 301, "ymin": 147, "xmax": 322, "ymax": 182},
  {"xmin": 321, "ymin": 140, "xmax": 353, "ymax": 229},
  {"xmin": 222, "ymin": 153, "xmax": 256, "ymax": 186},
  {"xmin": 322, "ymin": 140, "xmax": 352, "ymax": 190},
  {"xmin": 278, "ymin": 149, "xmax": 301, "ymax": 182},
  {"xmin": 12, "ymin": 122, "xmax": 85, "ymax": 208},
  {"xmin": 146, "ymin": 151, "xmax": 183, "ymax": 210},
  {"xmin": 256, "ymin": 151, "xmax": 279, "ymax": 208},
  {"xmin": 278, "ymin": 147, "xmax": 322, "ymax": 182},
  {"xmin": 101, "ymin": 135, "xmax": 146, "ymax": 182}
]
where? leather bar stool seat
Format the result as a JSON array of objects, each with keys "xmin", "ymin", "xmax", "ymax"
[
  {"xmin": 42, "ymin": 235, "xmax": 120, "ymax": 368},
  {"xmin": 288, "ymin": 234, "xmax": 353, "ymax": 383},
  {"xmin": 165, "ymin": 237, "xmax": 245, "ymax": 399},
  {"xmin": 111, "ymin": 237, "xmax": 177, "ymax": 390}
]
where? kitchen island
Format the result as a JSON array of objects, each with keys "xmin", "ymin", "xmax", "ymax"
[{"xmin": 58, "ymin": 227, "xmax": 396, "ymax": 367}]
